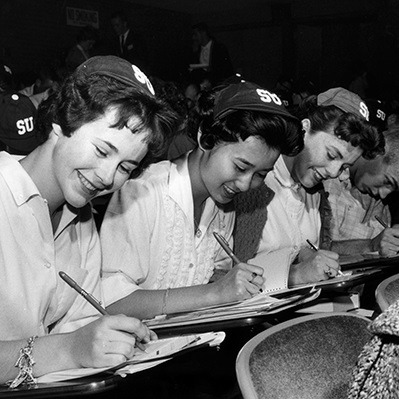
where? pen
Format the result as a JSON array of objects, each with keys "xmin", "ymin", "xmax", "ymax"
[
  {"xmin": 213, "ymin": 232, "xmax": 241, "ymax": 264},
  {"xmin": 213, "ymin": 232, "xmax": 263, "ymax": 293},
  {"xmin": 375, "ymin": 215, "xmax": 389, "ymax": 229},
  {"xmin": 59, "ymin": 271, "xmax": 106, "ymax": 315},
  {"xmin": 306, "ymin": 240, "xmax": 344, "ymax": 277},
  {"xmin": 59, "ymin": 271, "xmax": 147, "ymax": 352},
  {"xmin": 306, "ymin": 239, "xmax": 319, "ymax": 251}
]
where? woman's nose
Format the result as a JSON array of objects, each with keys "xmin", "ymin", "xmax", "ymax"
[
  {"xmin": 236, "ymin": 174, "xmax": 253, "ymax": 192},
  {"xmin": 96, "ymin": 166, "xmax": 115, "ymax": 190}
]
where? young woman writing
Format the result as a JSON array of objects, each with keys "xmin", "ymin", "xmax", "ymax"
[
  {"xmin": 100, "ymin": 81, "xmax": 304, "ymax": 319},
  {"xmin": 0, "ymin": 56, "xmax": 176, "ymax": 386}
]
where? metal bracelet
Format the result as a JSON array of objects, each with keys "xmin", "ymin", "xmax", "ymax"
[{"xmin": 8, "ymin": 336, "xmax": 38, "ymax": 389}]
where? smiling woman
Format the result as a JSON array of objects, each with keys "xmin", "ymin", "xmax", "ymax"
[
  {"xmin": 234, "ymin": 87, "xmax": 385, "ymax": 292},
  {"xmin": 48, "ymin": 111, "xmax": 150, "ymax": 211},
  {"xmin": 100, "ymin": 81, "xmax": 303, "ymax": 320},
  {"xmin": 0, "ymin": 56, "xmax": 177, "ymax": 386}
]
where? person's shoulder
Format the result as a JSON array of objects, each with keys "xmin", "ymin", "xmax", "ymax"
[
  {"xmin": 123, "ymin": 160, "xmax": 172, "ymax": 191},
  {"xmin": 144, "ymin": 159, "xmax": 173, "ymax": 179}
]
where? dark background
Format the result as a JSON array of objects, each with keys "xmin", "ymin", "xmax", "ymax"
[{"xmin": 1, "ymin": 0, "xmax": 398, "ymax": 99}]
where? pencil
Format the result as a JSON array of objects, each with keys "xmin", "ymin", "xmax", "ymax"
[
  {"xmin": 213, "ymin": 232, "xmax": 241, "ymax": 264},
  {"xmin": 375, "ymin": 215, "xmax": 389, "ymax": 229},
  {"xmin": 59, "ymin": 271, "xmax": 147, "ymax": 352}
]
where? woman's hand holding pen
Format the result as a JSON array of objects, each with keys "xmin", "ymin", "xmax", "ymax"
[
  {"xmin": 67, "ymin": 315, "xmax": 156, "ymax": 369},
  {"xmin": 213, "ymin": 263, "xmax": 265, "ymax": 302},
  {"xmin": 371, "ymin": 224, "xmax": 399, "ymax": 257},
  {"xmin": 212, "ymin": 232, "xmax": 264, "ymax": 300},
  {"xmin": 288, "ymin": 247, "xmax": 340, "ymax": 286}
]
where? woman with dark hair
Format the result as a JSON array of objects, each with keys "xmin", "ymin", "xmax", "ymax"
[
  {"xmin": 0, "ymin": 56, "xmax": 176, "ymax": 386},
  {"xmin": 100, "ymin": 81, "xmax": 304, "ymax": 319},
  {"xmin": 234, "ymin": 87, "xmax": 385, "ymax": 292}
]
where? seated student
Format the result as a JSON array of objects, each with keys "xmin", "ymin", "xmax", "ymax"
[
  {"xmin": 0, "ymin": 62, "xmax": 40, "ymax": 155},
  {"xmin": 0, "ymin": 55, "xmax": 177, "ymax": 386},
  {"xmin": 324, "ymin": 125, "xmax": 399, "ymax": 257},
  {"xmin": 234, "ymin": 87, "xmax": 384, "ymax": 291},
  {"xmin": 0, "ymin": 94, "xmax": 40, "ymax": 156},
  {"xmin": 100, "ymin": 82, "xmax": 304, "ymax": 320},
  {"xmin": 19, "ymin": 64, "xmax": 60, "ymax": 109}
]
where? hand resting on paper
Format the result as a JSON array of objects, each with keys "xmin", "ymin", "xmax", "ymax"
[{"xmin": 288, "ymin": 247, "xmax": 340, "ymax": 287}]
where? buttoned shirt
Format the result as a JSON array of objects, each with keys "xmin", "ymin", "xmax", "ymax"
[
  {"xmin": 101, "ymin": 153, "xmax": 233, "ymax": 306},
  {"xmin": 0, "ymin": 152, "xmax": 102, "ymax": 339},
  {"xmin": 248, "ymin": 156, "xmax": 321, "ymax": 291},
  {"xmin": 323, "ymin": 171, "xmax": 389, "ymax": 240}
]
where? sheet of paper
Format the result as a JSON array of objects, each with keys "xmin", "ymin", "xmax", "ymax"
[
  {"xmin": 37, "ymin": 331, "xmax": 225, "ymax": 383},
  {"xmin": 146, "ymin": 288, "xmax": 321, "ymax": 329}
]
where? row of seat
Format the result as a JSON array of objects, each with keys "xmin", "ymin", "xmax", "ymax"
[{"xmin": 235, "ymin": 272, "xmax": 399, "ymax": 398}]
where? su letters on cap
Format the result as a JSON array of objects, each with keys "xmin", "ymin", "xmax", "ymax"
[
  {"xmin": 132, "ymin": 65, "xmax": 155, "ymax": 95},
  {"xmin": 359, "ymin": 101, "xmax": 369, "ymax": 121},
  {"xmin": 256, "ymin": 89, "xmax": 282, "ymax": 106},
  {"xmin": 16, "ymin": 117, "xmax": 34, "ymax": 135}
]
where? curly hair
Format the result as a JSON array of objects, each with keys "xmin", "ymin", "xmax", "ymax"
[
  {"xmin": 189, "ymin": 88, "xmax": 304, "ymax": 157},
  {"xmin": 296, "ymin": 95, "xmax": 385, "ymax": 160},
  {"xmin": 36, "ymin": 73, "xmax": 178, "ymax": 178}
]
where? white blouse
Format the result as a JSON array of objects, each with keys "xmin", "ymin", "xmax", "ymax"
[
  {"xmin": 249, "ymin": 156, "xmax": 322, "ymax": 291},
  {"xmin": 100, "ymin": 153, "xmax": 234, "ymax": 306},
  {"xmin": 0, "ymin": 152, "xmax": 102, "ymax": 339}
]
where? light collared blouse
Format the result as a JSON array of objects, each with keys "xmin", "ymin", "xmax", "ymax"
[
  {"xmin": 100, "ymin": 153, "xmax": 233, "ymax": 306},
  {"xmin": 323, "ymin": 171, "xmax": 389, "ymax": 240},
  {"xmin": 0, "ymin": 152, "xmax": 102, "ymax": 339},
  {"xmin": 248, "ymin": 155, "xmax": 322, "ymax": 292}
]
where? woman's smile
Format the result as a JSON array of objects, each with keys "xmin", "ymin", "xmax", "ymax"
[{"xmin": 77, "ymin": 171, "xmax": 100, "ymax": 196}]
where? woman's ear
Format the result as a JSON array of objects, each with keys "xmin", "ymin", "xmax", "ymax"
[
  {"xmin": 51, "ymin": 123, "xmax": 62, "ymax": 137},
  {"xmin": 301, "ymin": 118, "xmax": 311, "ymax": 135},
  {"xmin": 197, "ymin": 128, "xmax": 205, "ymax": 151}
]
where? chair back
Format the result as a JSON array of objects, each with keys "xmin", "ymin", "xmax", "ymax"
[
  {"xmin": 236, "ymin": 312, "xmax": 372, "ymax": 399},
  {"xmin": 375, "ymin": 273, "xmax": 399, "ymax": 312}
]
